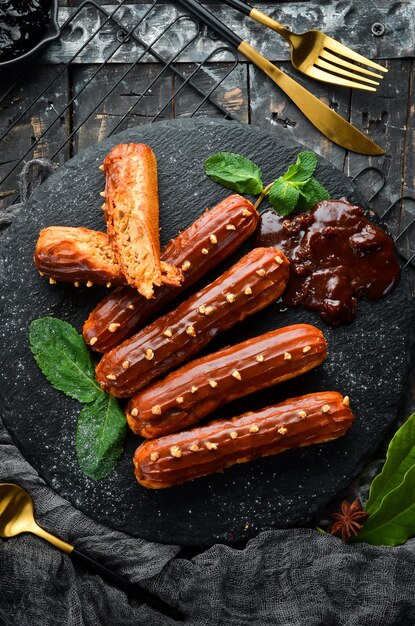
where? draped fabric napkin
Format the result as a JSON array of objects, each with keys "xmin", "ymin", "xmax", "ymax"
[{"xmin": 1, "ymin": 161, "xmax": 415, "ymax": 626}]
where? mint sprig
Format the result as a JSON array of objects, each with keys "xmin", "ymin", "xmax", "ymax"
[
  {"xmin": 29, "ymin": 317, "xmax": 126, "ymax": 481},
  {"xmin": 204, "ymin": 150, "xmax": 330, "ymax": 216},
  {"xmin": 204, "ymin": 152, "xmax": 263, "ymax": 195}
]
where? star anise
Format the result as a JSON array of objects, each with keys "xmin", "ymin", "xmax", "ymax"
[{"xmin": 330, "ymin": 498, "xmax": 368, "ymax": 541}]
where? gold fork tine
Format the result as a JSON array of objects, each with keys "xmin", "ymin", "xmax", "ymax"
[
  {"xmin": 314, "ymin": 59, "xmax": 380, "ymax": 86},
  {"xmin": 306, "ymin": 66, "xmax": 377, "ymax": 92},
  {"xmin": 323, "ymin": 37, "xmax": 388, "ymax": 73},
  {"xmin": 318, "ymin": 49, "xmax": 384, "ymax": 79}
]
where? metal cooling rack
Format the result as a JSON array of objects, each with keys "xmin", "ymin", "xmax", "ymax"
[{"xmin": 0, "ymin": 0, "xmax": 414, "ymax": 267}]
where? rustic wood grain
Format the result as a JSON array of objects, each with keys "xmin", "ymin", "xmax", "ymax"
[
  {"xmin": 0, "ymin": 67, "xmax": 69, "ymax": 212},
  {"xmin": 44, "ymin": 2, "xmax": 415, "ymax": 65}
]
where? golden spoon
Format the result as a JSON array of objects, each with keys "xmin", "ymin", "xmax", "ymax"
[{"xmin": 0, "ymin": 483, "xmax": 184, "ymax": 621}]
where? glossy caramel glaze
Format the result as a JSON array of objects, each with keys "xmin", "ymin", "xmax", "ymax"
[
  {"xmin": 34, "ymin": 226, "xmax": 125, "ymax": 286},
  {"xmin": 83, "ymin": 195, "xmax": 259, "ymax": 352},
  {"xmin": 127, "ymin": 323, "xmax": 327, "ymax": 438},
  {"xmin": 96, "ymin": 247, "xmax": 289, "ymax": 398},
  {"xmin": 255, "ymin": 199, "xmax": 401, "ymax": 326},
  {"xmin": 134, "ymin": 391, "xmax": 354, "ymax": 489}
]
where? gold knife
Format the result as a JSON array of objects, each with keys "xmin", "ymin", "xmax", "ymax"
[{"xmin": 178, "ymin": 0, "xmax": 384, "ymax": 155}]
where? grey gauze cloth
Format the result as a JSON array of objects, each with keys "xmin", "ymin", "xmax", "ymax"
[{"xmin": 1, "ymin": 160, "xmax": 415, "ymax": 626}]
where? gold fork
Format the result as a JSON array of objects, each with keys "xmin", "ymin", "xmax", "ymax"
[{"xmin": 221, "ymin": 0, "xmax": 387, "ymax": 91}]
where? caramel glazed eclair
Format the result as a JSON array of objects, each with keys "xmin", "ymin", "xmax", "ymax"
[
  {"xmin": 134, "ymin": 392, "xmax": 354, "ymax": 489},
  {"xmin": 83, "ymin": 194, "xmax": 259, "ymax": 352},
  {"xmin": 127, "ymin": 324, "xmax": 328, "ymax": 438},
  {"xmin": 95, "ymin": 247, "xmax": 290, "ymax": 398}
]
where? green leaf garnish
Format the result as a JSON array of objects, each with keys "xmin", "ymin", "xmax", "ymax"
[
  {"xmin": 268, "ymin": 177, "xmax": 300, "ymax": 216},
  {"xmin": 351, "ymin": 413, "xmax": 415, "ymax": 546},
  {"xmin": 76, "ymin": 394, "xmax": 126, "ymax": 481},
  {"xmin": 283, "ymin": 151, "xmax": 318, "ymax": 183},
  {"xmin": 29, "ymin": 316, "xmax": 126, "ymax": 481},
  {"xmin": 204, "ymin": 152, "xmax": 263, "ymax": 195},
  {"xmin": 29, "ymin": 317, "xmax": 101, "ymax": 403},
  {"xmin": 296, "ymin": 178, "xmax": 330, "ymax": 211}
]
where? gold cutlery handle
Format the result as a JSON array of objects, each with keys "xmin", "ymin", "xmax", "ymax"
[
  {"xmin": 32, "ymin": 522, "xmax": 74, "ymax": 554},
  {"xmin": 249, "ymin": 7, "xmax": 294, "ymax": 42}
]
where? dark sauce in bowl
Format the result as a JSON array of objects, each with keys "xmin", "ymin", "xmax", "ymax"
[
  {"xmin": 255, "ymin": 199, "xmax": 401, "ymax": 326},
  {"xmin": 0, "ymin": 0, "xmax": 51, "ymax": 62}
]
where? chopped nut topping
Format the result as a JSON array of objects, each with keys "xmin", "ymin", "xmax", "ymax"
[
  {"xmin": 99, "ymin": 164, "xmax": 104, "ymax": 171},
  {"xmin": 208, "ymin": 380, "xmax": 218, "ymax": 388},
  {"xmin": 205, "ymin": 442, "xmax": 218, "ymax": 450},
  {"xmin": 108, "ymin": 323, "xmax": 120, "ymax": 332},
  {"xmin": 106, "ymin": 282, "xmax": 112, "ymax": 288},
  {"xmin": 49, "ymin": 277, "xmax": 56, "ymax": 285},
  {"xmin": 198, "ymin": 305, "xmax": 206, "ymax": 314},
  {"xmin": 191, "ymin": 386, "xmax": 198, "ymax": 393},
  {"xmin": 230, "ymin": 431, "xmax": 238, "ymax": 439},
  {"xmin": 275, "ymin": 256, "xmax": 284, "ymax": 265},
  {"xmin": 256, "ymin": 355, "xmax": 264, "ymax": 362},
  {"xmin": 86, "ymin": 281, "xmax": 94, "ymax": 288},
  {"xmin": 150, "ymin": 452, "xmax": 159, "ymax": 461},
  {"xmin": 163, "ymin": 329, "xmax": 173, "ymax": 338},
  {"xmin": 226, "ymin": 224, "xmax": 236, "ymax": 231},
  {"xmin": 39, "ymin": 271, "xmax": 44, "ymax": 276},
  {"xmin": 342, "ymin": 395, "xmax": 350, "ymax": 407},
  {"xmin": 151, "ymin": 405, "xmax": 162, "ymax": 415},
  {"xmin": 128, "ymin": 304, "xmax": 135, "ymax": 310},
  {"xmin": 209, "ymin": 234, "xmax": 218, "ymax": 244},
  {"xmin": 256, "ymin": 269, "xmax": 266, "ymax": 277},
  {"xmin": 232, "ymin": 370, "xmax": 242, "ymax": 381},
  {"xmin": 250, "ymin": 425, "xmax": 259, "ymax": 433},
  {"xmin": 170, "ymin": 446, "xmax": 182, "ymax": 458},
  {"xmin": 226, "ymin": 293, "xmax": 236, "ymax": 303},
  {"xmin": 321, "ymin": 404, "xmax": 331, "ymax": 413},
  {"xmin": 74, "ymin": 281, "xmax": 79, "ymax": 288},
  {"xmin": 186, "ymin": 325, "xmax": 196, "ymax": 337},
  {"xmin": 204, "ymin": 306, "xmax": 214, "ymax": 315},
  {"xmin": 101, "ymin": 203, "xmax": 106, "ymax": 210},
  {"xmin": 242, "ymin": 209, "xmax": 252, "ymax": 217},
  {"xmin": 189, "ymin": 444, "xmax": 199, "ymax": 452},
  {"xmin": 145, "ymin": 348, "xmax": 154, "ymax": 360},
  {"xmin": 278, "ymin": 427, "xmax": 287, "ymax": 435},
  {"xmin": 131, "ymin": 408, "xmax": 138, "ymax": 417},
  {"xmin": 244, "ymin": 286, "xmax": 252, "ymax": 295},
  {"xmin": 106, "ymin": 374, "xmax": 116, "ymax": 381},
  {"xmin": 298, "ymin": 410, "xmax": 307, "ymax": 419},
  {"xmin": 176, "ymin": 396, "xmax": 184, "ymax": 404},
  {"xmin": 302, "ymin": 346, "xmax": 311, "ymax": 353},
  {"xmin": 90, "ymin": 337, "xmax": 98, "ymax": 346},
  {"xmin": 201, "ymin": 248, "xmax": 209, "ymax": 255},
  {"xmin": 181, "ymin": 260, "xmax": 191, "ymax": 272},
  {"xmin": 284, "ymin": 352, "xmax": 292, "ymax": 360},
  {"xmin": 122, "ymin": 360, "xmax": 130, "ymax": 369}
]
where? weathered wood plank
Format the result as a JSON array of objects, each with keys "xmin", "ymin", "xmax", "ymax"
[
  {"xmin": 42, "ymin": 2, "xmax": 415, "ymax": 65},
  {"xmin": 0, "ymin": 67, "xmax": 70, "ymax": 212},
  {"xmin": 172, "ymin": 61, "xmax": 248, "ymax": 122},
  {"xmin": 71, "ymin": 64, "xmax": 174, "ymax": 153},
  {"xmin": 248, "ymin": 61, "xmax": 349, "ymax": 172},
  {"xmin": 345, "ymin": 59, "xmax": 411, "ymax": 238}
]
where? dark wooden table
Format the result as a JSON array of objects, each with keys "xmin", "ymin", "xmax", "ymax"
[{"xmin": 1, "ymin": 0, "xmax": 414, "ymax": 418}]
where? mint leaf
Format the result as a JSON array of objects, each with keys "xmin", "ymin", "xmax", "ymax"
[
  {"xmin": 284, "ymin": 151, "xmax": 318, "ymax": 183},
  {"xmin": 76, "ymin": 394, "xmax": 126, "ymax": 481},
  {"xmin": 205, "ymin": 152, "xmax": 263, "ymax": 195},
  {"xmin": 268, "ymin": 177, "xmax": 300, "ymax": 216},
  {"xmin": 296, "ymin": 178, "xmax": 330, "ymax": 211},
  {"xmin": 29, "ymin": 317, "xmax": 101, "ymax": 403},
  {"xmin": 365, "ymin": 413, "xmax": 415, "ymax": 517}
]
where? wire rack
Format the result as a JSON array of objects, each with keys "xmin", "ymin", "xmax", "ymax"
[{"xmin": 0, "ymin": 0, "xmax": 414, "ymax": 268}]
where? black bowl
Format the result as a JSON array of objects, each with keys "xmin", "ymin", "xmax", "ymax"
[{"xmin": 0, "ymin": 0, "xmax": 60, "ymax": 70}]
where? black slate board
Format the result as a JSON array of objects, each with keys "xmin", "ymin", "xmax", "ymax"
[{"xmin": 0, "ymin": 119, "xmax": 413, "ymax": 546}]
